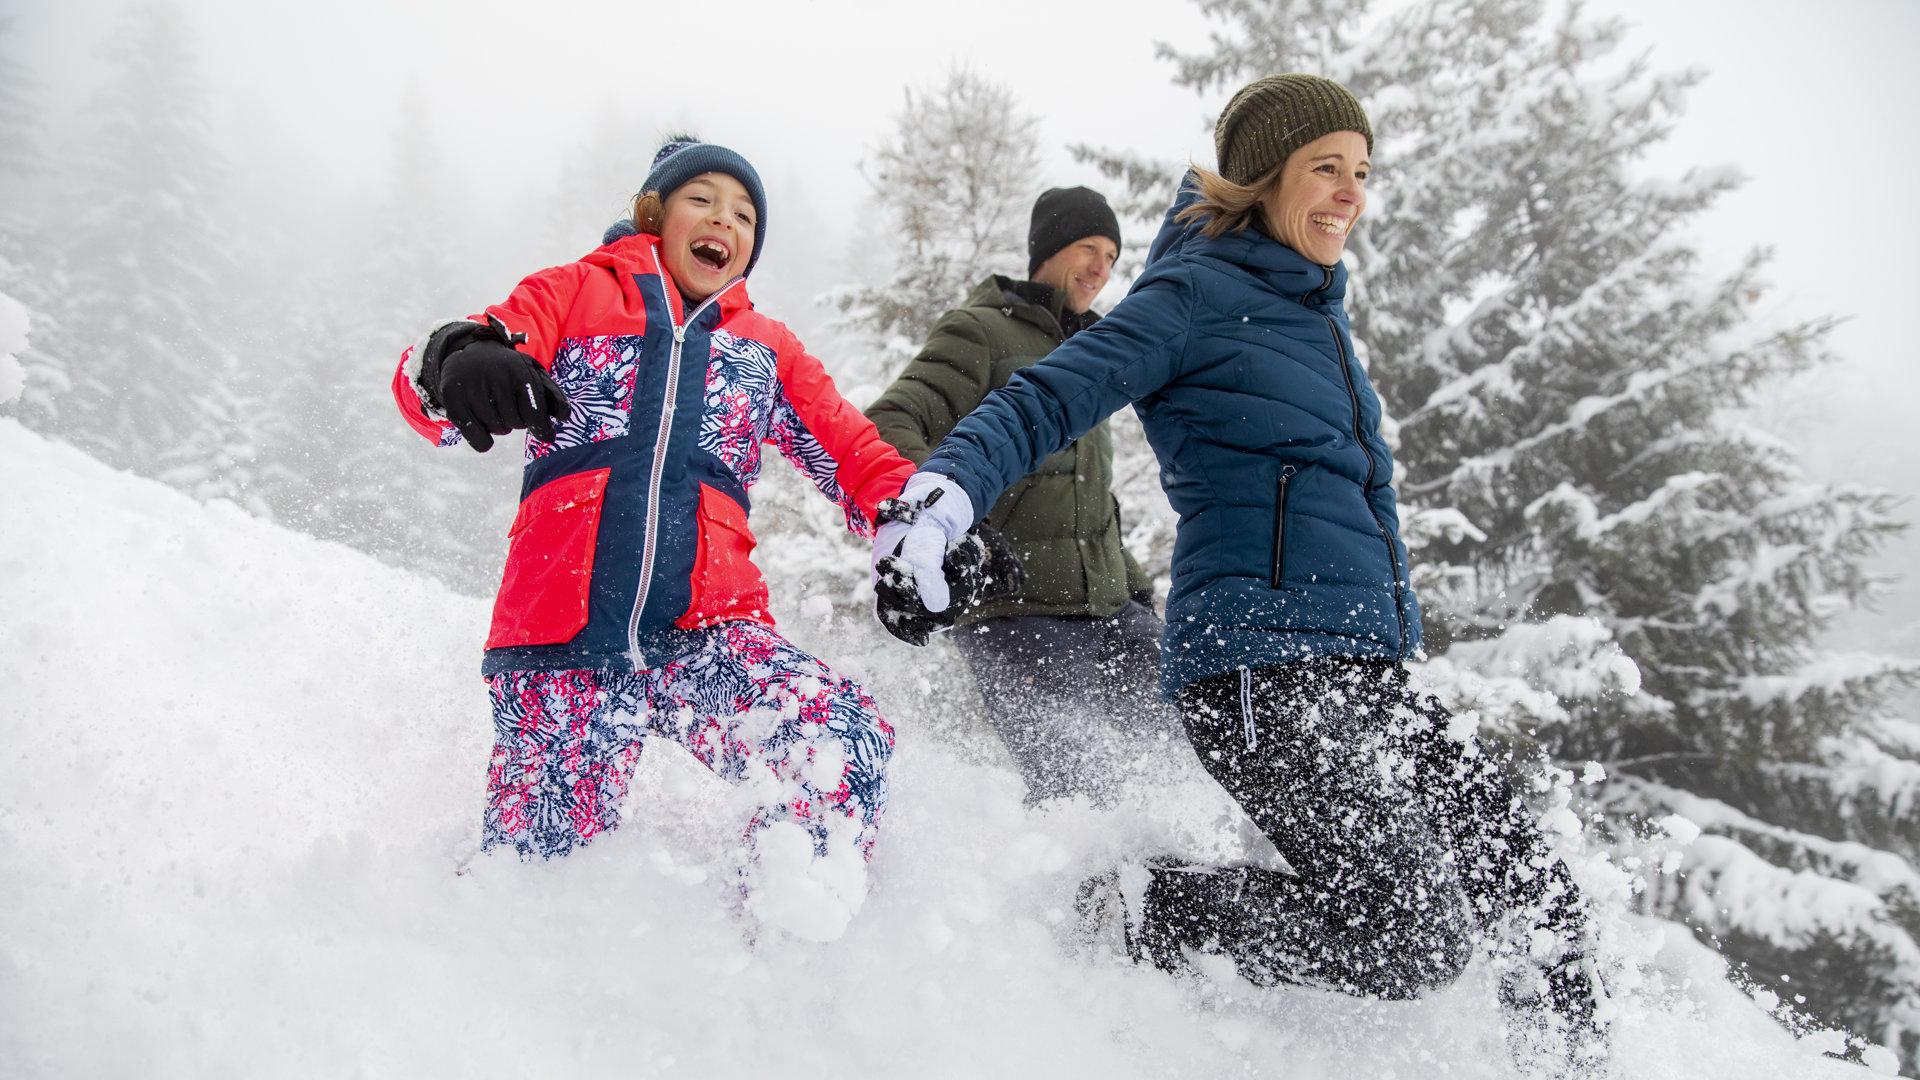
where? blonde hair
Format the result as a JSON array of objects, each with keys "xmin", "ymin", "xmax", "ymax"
[
  {"xmin": 629, "ymin": 191, "xmax": 666, "ymax": 235},
  {"xmin": 1175, "ymin": 163, "xmax": 1286, "ymax": 240}
]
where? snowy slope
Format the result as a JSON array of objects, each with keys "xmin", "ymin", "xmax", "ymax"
[{"xmin": 0, "ymin": 419, "xmax": 1884, "ymax": 1079}]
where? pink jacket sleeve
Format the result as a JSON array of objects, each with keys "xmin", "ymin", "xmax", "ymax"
[
  {"xmin": 391, "ymin": 261, "xmax": 594, "ymax": 445},
  {"xmin": 768, "ymin": 328, "xmax": 915, "ymax": 537}
]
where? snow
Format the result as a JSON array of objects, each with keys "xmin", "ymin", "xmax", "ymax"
[
  {"xmin": 1629, "ymin": 779, "xmax": 1920, "ymax": 902},
  {"xmin": 0, "ymin": 419, "xmax": 1882, "ymax": 1078},
  {"xmin": 1432, "ymin": 615, "xmax": 1643, "ymax": 724},
  {"xmin": 1732, "ymin": 653, "xmax": 1919, "ymax": 709},
  {"xmin": 0, "ymin": 290, "xmax": 27, "ymax": 406}
]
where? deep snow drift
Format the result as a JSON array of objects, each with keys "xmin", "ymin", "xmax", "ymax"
[{"xmin": 0, "ymin": 419, "xmax": 1884, "ymax": 1078}]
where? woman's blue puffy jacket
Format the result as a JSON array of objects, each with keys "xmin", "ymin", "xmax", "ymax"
[{"xmin": 923, "ymin": 177, "xmax": 1423, "ymax": 695}]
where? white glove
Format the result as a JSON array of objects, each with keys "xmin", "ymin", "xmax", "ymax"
[{"xmin": 871, "ymin": 472, "xmax": 975, "ymax": 613}]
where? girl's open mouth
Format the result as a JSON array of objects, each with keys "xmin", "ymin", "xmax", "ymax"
[{"xmin": 690, "ymin": 239, "xmax": 731, "ymax": 270}]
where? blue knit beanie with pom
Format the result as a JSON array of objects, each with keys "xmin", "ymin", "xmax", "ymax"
[{"xmin": 603, "ymin": 135, "xmax": 768, "ymax": 275}]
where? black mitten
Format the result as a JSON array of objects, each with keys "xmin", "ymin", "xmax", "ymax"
[
  {"xmin": 874, "ymin": 552, "xmax": 942, "ymax": 646},
  {"xmin": 434, "ymin": 319, "xmax": 572, "ymax": 452},
  {"xmin": 942, "ymin": 521, "xmax": 1025, "ymax": 610}
]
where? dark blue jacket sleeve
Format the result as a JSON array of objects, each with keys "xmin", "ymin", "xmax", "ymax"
[{"xmin": 922, "ymin": 268, "xmax": 1194, "ymax": 524}]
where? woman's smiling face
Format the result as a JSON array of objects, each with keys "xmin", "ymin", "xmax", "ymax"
[
  {"xmin": 658, "ymin": 172, "xmax": 756, "ymax": 303},
  {"xmin": 1258, "ymin": 130, "xmax": 1369, "ymax": 266}
]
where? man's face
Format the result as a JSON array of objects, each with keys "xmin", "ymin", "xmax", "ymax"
[{"xmin": 1032, "ymin": 235, "xmax": 1119, "ymax": 314}]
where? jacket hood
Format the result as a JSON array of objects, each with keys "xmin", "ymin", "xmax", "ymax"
[{"xmin": 1145, "ymin": 170, "xmax": 1348, "ymax": 306}]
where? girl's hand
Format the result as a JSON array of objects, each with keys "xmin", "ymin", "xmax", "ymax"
[{"xmin": 438, "ymin": 340, "xmax": 572, "ymax": 452}]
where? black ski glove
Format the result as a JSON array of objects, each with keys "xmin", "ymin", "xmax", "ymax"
[
  {"xmin": 434, "ymin": 323, "xmax": 571, "ymax": 453},
  {"xmin": 873, "ymin": 500, "xmax": 1025, "ymax": 646}
]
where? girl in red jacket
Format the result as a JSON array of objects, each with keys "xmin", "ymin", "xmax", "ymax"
[{"xmin": 393, "ymin": 136, "xmax": 915, "ymax": 941}]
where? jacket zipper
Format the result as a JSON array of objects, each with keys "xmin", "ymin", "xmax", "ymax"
[
  {"xmin": 627, "ymin": 259, "xmax": 742, "ymax": 668},
  {"xmin": 1311, "ymin": 267, "xmax": 1410, "ymax": 654},
  {"xmin": 1239, "ymin": 667, "xmax": 1257, "ymax": 751},
  {"xmin": 1270, "ymin": 464, "xmax": 1295, "ymax": 588}
]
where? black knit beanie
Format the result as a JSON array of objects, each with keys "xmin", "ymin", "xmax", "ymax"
[
  {"xmin": 1214, "ymin": 74, "xmax": 1373, "ymax": 186},
  {"xmin": 1027, "ymin": 186, "xmax": 1122, "ymax": 278}
]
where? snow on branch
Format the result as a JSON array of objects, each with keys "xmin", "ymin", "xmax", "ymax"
[
  {"xmin": 0, "ymin": 287, "xmax": 27, "ymax": 406},
  {"xmin": 1624, "ymin": 778, "xmax": 1920, "ymax": 903},
  {"xmin": 1424, "ymin": 615, "xmax": 1641, "ymax": 729},
  {"xmin": 1728, "ymin": 654, "xmax": 1920, "ymax": 712}
]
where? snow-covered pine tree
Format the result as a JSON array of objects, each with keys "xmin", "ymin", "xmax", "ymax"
[
  {"xmin": 829, "ymin": 66, "xmax": 1041, "ymax": 365},
  {"xmin": 0, "ymin": 16, "xmax": 66, "ymax": 420},
  {"xmin": 751, "ymin": 68, "xmax": 1048, "ymax": 751},
  {"xmin": 39, "ymin": 1, "xmax": 260, "ymax": 507},
  {"xmin": 1132, "ymin": 0, "xmax": 1918, "ymax": 1061},
  {"xmin": 532, "ymin": 100, "xmax": 658, "ymax": 266}
]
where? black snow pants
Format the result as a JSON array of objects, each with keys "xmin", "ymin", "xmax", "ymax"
[
  {"xmin": 1138, "ymin": 657, "xmax": 1592, "ymax": 1006},
  {"xmin": 953, "ymin": 601, "xmax": 1185, "ymax": 803}
]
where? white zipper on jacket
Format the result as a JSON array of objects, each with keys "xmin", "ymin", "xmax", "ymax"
[
  {"xmin": 1240, "ymin": 667, "xmax": 1258, "ymax": 752},
  {"xmin": 626, "ymin": 256, "xmax": 743, "ymax": 670}
]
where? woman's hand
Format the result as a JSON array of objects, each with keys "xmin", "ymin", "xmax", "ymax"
[{"xmin": 871, "ymin": 473, "xmax": 974, "ymax": 613}]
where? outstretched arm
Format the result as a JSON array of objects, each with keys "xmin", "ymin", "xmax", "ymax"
[
  {"xmin": 922, "ymin": 269, "xmax": 1195, "ymax": 524},
  {"xmin": 391, "ymin": 261, "xmax": 592, "ymax": 448},
  {"xmin": 877, "ymin": 270, "xmax": 1194, "ymax": 614},
  {"xmin": 770, "ymin": 330, "xmax": 916, "ymax": 537}
]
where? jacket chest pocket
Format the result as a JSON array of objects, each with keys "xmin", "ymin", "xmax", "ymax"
[
  {"xmin": 486, "ymin": 468, "xmax": 610, "ymax": 649},
  {"xmin": 1270, "ymin": 464, "xmax": 1296, "ymax": 589}
]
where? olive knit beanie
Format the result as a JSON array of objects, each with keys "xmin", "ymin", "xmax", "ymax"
[{"xmin": 1214, "ymin": 74, "xmax": 1373, "ymax": 186}]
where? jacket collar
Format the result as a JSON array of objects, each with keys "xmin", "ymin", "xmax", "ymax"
[
  {"xmin": 589, "ymin": 232, "xmax": 755, "ymax": 323},
  {"xmin": 966, "ymin": 273, "xmax": 1101, "ymax": 341},
  {"xmin": 1186, "ymin": 228, "xmax": 1347, "ymax": 306}
]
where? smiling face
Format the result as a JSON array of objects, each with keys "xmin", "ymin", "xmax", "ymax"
[
  {"xmin": 1257, "ymin": 130, "xmax": 1370, "ymax": 266},
  {"xmin": 656, "ymin": 172, "xmax": 757, "ymax": 303},
  {"xmin": 1031, "ymin": 235, "xmax": 1119, "ymax": 314}
]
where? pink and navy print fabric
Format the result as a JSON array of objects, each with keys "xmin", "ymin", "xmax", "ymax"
[
  {"xmin": 528, "ymin": 334, "xmax": 643, "ymax": 458},
  {"xmin": 481, "ymin": 623, "xmax": 894, "ymax": 864}
]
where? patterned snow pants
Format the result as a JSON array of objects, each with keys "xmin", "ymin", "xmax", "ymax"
[{"xmin": 481, "ymin": 623, "xmax": 894, "ymax": 866}]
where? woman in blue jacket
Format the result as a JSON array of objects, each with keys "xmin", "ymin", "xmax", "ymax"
[{"xmin": 875, "ymin": 75, "xmax": 1605, "ymax": 1064}]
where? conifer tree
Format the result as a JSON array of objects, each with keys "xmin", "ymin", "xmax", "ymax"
[
  {"xmin": 534, "ymin": 100, "xmax": 657, "ymax": 266},
  {"xmin": 761, "ymin": 69, "xmax": 1048, "ymax": 739},
  {"xmin": 1108, "ymin": 0, "xmax": 1917, "ymax": 1060},
  {"xmin": 0, "ymin": 16, "xmax": 67, "ymax": 420},
  {"xmin": 829, "ymin": 66, "xmax": 1041, "ymax": 363},
  {"xmin": 41, "ymin": 1, "xmax": 258, "ymax": 506}
]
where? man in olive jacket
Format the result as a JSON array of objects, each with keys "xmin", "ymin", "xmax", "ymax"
[{"xmin": 866, "ymin": 187, "xmax": 1181, "ymax": 802}]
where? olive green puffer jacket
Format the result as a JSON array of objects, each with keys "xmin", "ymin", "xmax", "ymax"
[{"xmin": 865, "ymin": 275, "xmax": 1152, "ymax": 624}]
